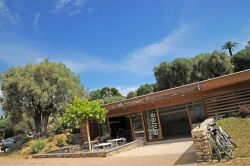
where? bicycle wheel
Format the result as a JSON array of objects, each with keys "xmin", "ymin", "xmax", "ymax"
[
  {"xmin": 224, "ymin": 148, "xmax": 234, "ymax": 159},
  {"xmin": 213, "ymin": 147, "xmax": 222, "ymax": 161},
  {"xmin": 229, "ymin": 138, "xmax": 237, "ymax": 148}
]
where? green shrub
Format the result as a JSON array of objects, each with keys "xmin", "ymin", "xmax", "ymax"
[
  {"xmin": 66, "ymin": 134, "xmax": 73, "ymax": 145},
  {"xmin": 53, "ymin": 126, "xmax": 64, "ymax": 134},
  {"xmin": 31, "ymin": 140, "xmax": 45, "ymax": 154},
  {"xmin": 56, "ymin": 138, "xmax": 65, "ymax": 148}
]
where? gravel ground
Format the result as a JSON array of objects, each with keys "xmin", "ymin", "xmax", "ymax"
[{"xmin": 0, "ymin": 154, "xmax": 250, "ymax": 166}]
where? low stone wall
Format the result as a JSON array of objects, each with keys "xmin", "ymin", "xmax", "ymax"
[
  {"xmin": 32, "ymin": 138, "xmax": 145, "ymax": 158},
  {"xmin": 191, "ymin": 118, "xmax": 213, "ymax": 161},
  {"xmin": 45, "ymin": 145, "xmax": 81, "ymax": 154},
  {"xmin": 106, "ymin": 138, "xmax": 145, "ymax": 157}
]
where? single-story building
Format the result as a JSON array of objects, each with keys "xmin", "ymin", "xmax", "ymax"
[{"xmin": 81, "ymin": 69, "xmax": 250, "ymax": 143}]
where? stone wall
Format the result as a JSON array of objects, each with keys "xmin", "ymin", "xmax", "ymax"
[
  {"xmin": 191, "ymin": 118, "xmax": 213, "ymax": 161},
  {"xmin": 45, "ymin": 146, "xmax": 81, "ymax": 154},
  {"xmin": 32, "ymin": 138, "xmax": 145, "ymax": 158}
]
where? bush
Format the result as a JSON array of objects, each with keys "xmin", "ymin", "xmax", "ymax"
[
  {"xmin": 53, "ymin": 126, "xmax": 64, "ymax": 135},
  {"xmin": 56, "ymin": 138, "xmax": 65, "ymax": 148},
  {"xmin": 31, "ymin": 140, "xmax": 45, "ymax": 154},
  {"xmin": 66, "ymin": 134, "xmax": 73, "ymax": 145}
]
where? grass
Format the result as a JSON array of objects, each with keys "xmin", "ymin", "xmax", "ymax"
[{"xmin": 218, "ymin": 117, "xmax": 250, "ymax": 158}]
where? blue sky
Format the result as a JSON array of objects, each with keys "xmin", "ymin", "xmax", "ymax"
[{"xmin": 0, "ymin": 0, "xmax": 250, "ymax": 95}]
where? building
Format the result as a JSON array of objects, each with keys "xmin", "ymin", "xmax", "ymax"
[{"xmin": 83, "ymin": 69, "xmax": 250, "ymax": 143}]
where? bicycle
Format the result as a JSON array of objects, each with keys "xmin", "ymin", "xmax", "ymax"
[{"xmin": 207, "ymin": 116, "xmax": 237, "ymax": 160}]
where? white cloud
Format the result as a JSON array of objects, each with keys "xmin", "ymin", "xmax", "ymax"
[
  {"xmin": 0, "ymin": 0, "xmax": 20, "ymax": 26},
  {"xmin": 32, "ymin": 12, "xmax": 40, "ymax": 30},
  {"xmin": 116, "ymin": 85, "xmax": 139, "ymax": 96},
  {"xmin": 68, "ymin": 9, "xmax": 81, "ymax": 16},
  {"xmin": 121, "ymin": 24, "xmax": 192, "ymax": 75},
  {"xmin": 0, "ymin": 42, "xmax": 44, "ymax": 66},
  {"xmin": 54, "ymin": 0, "xmax": 89, "ymax": 16},
  {"xmin": 0, "ymin": 24, "xmax": 192, "ymax": 75}
]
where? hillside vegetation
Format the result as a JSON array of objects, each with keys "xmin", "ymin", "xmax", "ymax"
[{"xmin": 218, "ymin": 117, "xmax": 250, "ymax": 158}]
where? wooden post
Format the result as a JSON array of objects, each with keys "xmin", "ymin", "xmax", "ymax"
[
  {"xmin": 185, "ymin": 104, "xmax": 193, "ymax": 130},
  {"xmin": 129, "ymin": 114, "xmax": 135, "ymax": 141},
  {"xmin": 141, "ymin": 111, "xmax": 148, "ymax": 141},
  {"xmin": 86, "ymin": 120, "xmax": 92, "ymax": 151},
  {"xmin": 155, "ymin": 107, "xmax": 163, "ymax": 140},
  {"xmin": 106, "ymin": 118, "xmax": 111, "ymax": 138}
]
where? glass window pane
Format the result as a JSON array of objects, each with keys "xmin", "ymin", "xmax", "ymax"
[
  {"xmin": 131, "ymin": 112, "xmax": 145, "ymax": 140},
  {"xmin": 100, "ymin": 122, "xmax": 109, "ymax": 138},
  {"xmin": 188, "ymin": 101, "xmax": 206, "ymax": 128},
  {"xmin": 145, "ymin": 109, "xmax": 161, "ymax": 140}
]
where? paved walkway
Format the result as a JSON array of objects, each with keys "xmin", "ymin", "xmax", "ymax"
[
  {"xmin": 116, "ymin": 138, "xmax": 195, "ymax": 157},
  {"xmin": 1, "ymin": 138, "xmax": 248, "ymax": 166}
]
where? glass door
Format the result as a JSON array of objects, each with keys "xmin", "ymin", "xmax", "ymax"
[
  {"xmin": 131, "ymin": 112, "xmax": 145, "ymax": 140},
  {"xmin": 144, "ymin": 109, "xmax": 162, "ymax": 141}
]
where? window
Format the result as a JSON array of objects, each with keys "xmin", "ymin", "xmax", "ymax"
[{"xmin": 131, "ymin": 112, "xmax": 145, "ymax": 140}]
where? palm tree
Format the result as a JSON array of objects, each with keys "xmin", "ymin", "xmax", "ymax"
[{"xmin": 222, "ymin": 41, "xmax": 238, "ymax": 56}]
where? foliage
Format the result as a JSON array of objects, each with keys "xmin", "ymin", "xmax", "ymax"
[
  {"xmin": 232, "ymin": 46, "xmax": 250, "ymax": 72},
  {"xmin": 126, "ymin": 91, "xmax": 137, "ymax": 99},
  {"xmin": 154, "ymin": 58, "xmax": 193, "ymax": 91},
  {"xmin": 222, "ymin": 41, "xmax": 238, "ymax": 56},
  {"xmin": 136, "ymin": 84, "xmax": 154, "ymax": 96},
  {"xmin": 245, "ymin": 41, "xmax": 250, "ymax": 49},
  {"xmin": 0, "ymin": 117, "xmax": 15, "ymax": 139},
  {"xmin": 61, "ymin": 97, "xmax": 108, "ymax": 127},
  {"xmin": 31, "ymin": 140, "xmax": 45, "ymax": 154},
  {"xmin": 56, "ymin": 138, "xmax": 65, "ymax": 147},
  {"xmin": 103, "ymin": 96, "xmax": 125, "ymax": 104},
  {"xmin": 89, "ymin": 87, "xmax": 125, "ymax": 104},
  {"xmin": 90, "ymin": 87, "xmax": 122, "ymax": 100},
  {"xmin": 0, "ymin": 59, "xmax": 87, "ymax": 135},
  {"xmin": 191, "ymin": 51, "xmax": 234, "ymax": 82},
  {"xmin": 218, "ymin": 117, "xmax": 250, "ymax": 158}
]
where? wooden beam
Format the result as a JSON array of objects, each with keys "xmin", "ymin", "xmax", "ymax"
[
  {"xmin": 185, "ymin": 104, "xmax": 193, "ymax": 130},
  {"xmin": 129, "ymin": 114, "xmax": 135, "ymax": 141},
  {"xmin": 106, "ymin": 118, "xmax": 111, "ymax": 138},
  {"xmin": 155, "ymin": 107, "xmax": 163, "ymax": 140}
]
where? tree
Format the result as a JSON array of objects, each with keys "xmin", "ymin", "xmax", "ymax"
[
  {"xmin": 61, "ymin": 97, "xmax": 108, "ymax": 150},
  {"xmin": 222, "ymin": 41, "xmax": 238, "ymax": 56},
  {"xmin": 126, "ymin": 91, "xmax": 137, "ymax": 99},
  {"xmin": 153, "ymin": 61, "xmax": 172, "ymax": 91},
  {"xmin": 136, "ymin": 84, "xmax": 154, "ymax": 96},
  {"xmin": 1, "ymin": 59, "xmax": 86, "ymax": 135},
  {"xmin": 232, "ymin": 46, "xmax": 250, "ymax": 72},
  {"xmin": 191, "ymin": 51, "xmax": 234, "ymax": 82},
  {"xmin": 89, "ymin": 87, "xmax": 124, "ymax": 104},
  {"xmin": 153, "ymin": 58, "xmax": 193, "ymax": 91},
  {"xmin": 245, "ymin": 41, "xmax": 250, "ymax": 49}
]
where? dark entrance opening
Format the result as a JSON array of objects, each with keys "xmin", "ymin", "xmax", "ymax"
[
  {"xmin": 159, "ymin": 105, "xmax": 191, "ymax": 139},
  {"xmin": 109, "ymin": 115, "xmax": 132, "ymax": 142}
]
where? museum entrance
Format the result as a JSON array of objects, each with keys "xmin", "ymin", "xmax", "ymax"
[
  {"xmin": 159, "ymin": 105, "xmax": 191, "ymax": 139},
  {"xmin": 108, "ymin": 115, "xmax": 132, "ymax": 142}
]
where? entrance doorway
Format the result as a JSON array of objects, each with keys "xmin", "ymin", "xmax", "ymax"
[
  {"xmin": 159, "ymin": 105, "xmax": 191, "ymax": 139},
  {"xmin": 109, "ymin": 115, "xmax": 132, "ymax": 142}
]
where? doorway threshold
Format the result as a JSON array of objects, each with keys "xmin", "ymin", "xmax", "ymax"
[{"xmin": 146, "ymin": 137, "xmax": 192, "ymax": 145}]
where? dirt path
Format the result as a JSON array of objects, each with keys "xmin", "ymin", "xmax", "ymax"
[{"xmin": 0, "ymin": 154, "xmax": 249, "ymax": 166}]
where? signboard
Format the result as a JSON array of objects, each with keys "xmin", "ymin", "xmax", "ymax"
[{"xmin": 150, "ymin": 112, "xmax": 159, "ymax": 136}]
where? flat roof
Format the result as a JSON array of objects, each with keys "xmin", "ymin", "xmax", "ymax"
[{"xmin": 103, "ymin": 69, "xmax": 250, "ymax": 111}]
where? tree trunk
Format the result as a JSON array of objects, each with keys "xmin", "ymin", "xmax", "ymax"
[
  {"xmin": 86, "ymin": 120, "xmax": 92, "ymax": 151},
  {"xmin": 34, "ymin": 112, "xmax": 41, "ymax": 135},
  {"xmin": 229, "ymin": 48, "xmax": 233, "ymax": 56},
  {"xmin": 41, "ymin": 113, "xmax": 50, "ymax": 135}
]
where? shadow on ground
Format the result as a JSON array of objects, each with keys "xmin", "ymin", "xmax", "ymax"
[{"xmin": 174, "ymin": 145, "xmax": 197, "ymax": 165}]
